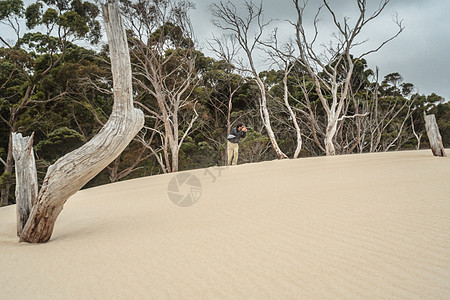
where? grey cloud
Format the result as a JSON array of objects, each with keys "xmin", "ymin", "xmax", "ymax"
[{"xmin": 191, "ymin": 0, "xmax": 450, "ymax": 100}]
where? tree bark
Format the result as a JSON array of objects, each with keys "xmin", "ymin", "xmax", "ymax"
[
  {"xmin": 14, "ymin": 0, "xmax": 144, "ymax": 243},
  {"xmin": 424, "ymin": 114, "xmax": 446, "ymax": 157},
  {"xmin": 282, "ymin": 72, "xmax": 302, "ymax": 158},
  {"xmin": 225, "ymin": 94, "xmax": 233, "ymax": 164},
  {"xmin": 12, "ymin": 133, "xmax": 38, "ymax": 236},
  {"xmin": 256, "ymin": 78, "xmax": 288, "ymax": 159}
]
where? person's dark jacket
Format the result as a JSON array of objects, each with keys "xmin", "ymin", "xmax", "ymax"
[{"xmin": 227, "ymin": 127, "xmax": 246, "ymax": 144}]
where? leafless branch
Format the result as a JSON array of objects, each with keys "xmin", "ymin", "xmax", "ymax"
[{"xmin": 337, "ymin": 112, "xmax": 369, "ymax": 122}]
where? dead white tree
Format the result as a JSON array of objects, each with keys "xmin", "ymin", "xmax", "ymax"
[
  {"xmin": 12, "ymin": 0, "xmax": 144, "ymax": 243},
  {"xmin": 424, "ymin": 114, "xmax": 446, "ymax": 157},
  {"xmin": 353, "ymin": 70, "xmax": 417, "ymax": 153},
  {"xmin": 120, "ymin": 0, "xmax": 199, "ymax": 173},
  {"xmin": 292, "ymin": 0, "xmax": 403, "ymax": 155},
  {"xmin": 12, "ymin": 133, "xmax": 38, "ymax": 236},
  {"xmin": 207, "ymin": 34, "xmax": 246, "ymax": 163},
  {"xmin": 211, "ymin": 1, "xmax": 288, "ymax": 159},
  {"xmin": 261, "ymin": 32, "xmax": 303, "ymax": 158}
]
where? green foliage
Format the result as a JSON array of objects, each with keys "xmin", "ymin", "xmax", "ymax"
[
  {"xmin": 22, "ymin": 0, "xmax": 101, "ymax": 45},
  {"xmin": 195, "ymin": 52, "xmax": 214, "ymax": 74},
  {"xmin": 178, "ymin": 149, "xmax": 195, "ymax": 170},
  {"xmin": 0, "ymin": 170, "xmax": 14, "ymax": 206},
  {"xmin": 0, "ymin": 172, "xmax": 13, "ymax": 188},
  {"xmin": 60, "ymin": 10, "xmax": 89, "ymax": 36},
  {"xmin": 239, "ymin": 131, "xmax": 271, "ymax": 163},
  {"xmin": 42, "ymin": 8, "xmax": 58, "ymax": 25},
  {"xmin": 150, "ymin": 22, "xmax": 193, "ymax": 48},
  {"xmin": 17, "ymin": 32, "xmax": 60, "ymax": 53},
  {"xmin": 260, "ymin": 69, "xmax": 282, "ymax": 87},
  {"xmin": 24, "ymin": 2, "xmax": 42, "ymax": 28},
  {"xmin": 0, "ymin": 0, "xmax": 24, "ymax": 20},
  {"xmin": 197, "ymin": 141, "xmax": 214, "ymax": 152},
  {"xmin": 0, "ymin": 49, "xmax": 32, "ymax": 108},
  {"xmin": 432, "ymin": 102, "xmax": 450, "ymax": 147},
  {"xmin": 36, "ymin": 127, "xmax": 86, "ymax": 162},
  {"xmin": 380, "ymin": 72, "xmax": 415, "ymax": 97},
  {"xmin": 179, "ymin": 136, "xmax": 196, "ymax": 152}
]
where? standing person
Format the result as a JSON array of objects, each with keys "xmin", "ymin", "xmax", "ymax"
[{"xmin": 227, "ymin": 123, "xmax": 247, "ymax": 165}]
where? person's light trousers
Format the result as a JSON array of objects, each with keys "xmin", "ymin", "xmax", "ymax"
[{"xmin": 227, "ymin": 141, "xmax": 239, "ymax": 165}]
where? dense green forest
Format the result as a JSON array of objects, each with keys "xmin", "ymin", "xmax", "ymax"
[{"xmin": 1, "ymin": 0, "xmax": 448, "ymax": 206}]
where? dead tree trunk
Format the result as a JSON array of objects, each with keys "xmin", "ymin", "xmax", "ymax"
[
  {"xmin": 424, "ymin": 114, "xmax": 446, "ymax": 157},
  {"xmin": 255, "ymin": 78, "xmax": 289, "ymax": 159},
  {"xmin": 282, "ymin": 70, "xmax": 302, "ymax": 158},
  {"xmin": 293, "ymin": 0, "xmax": 403, "ymax": 156},
  {"xmin": 12, "ymin": 133, "xmax": 38, "ymax": 236},
  {"xmin": 211, "ymin": 1, "xmax": 288, "ymax": 160},
  {"xmin": 12, "ymin": 0, "xmax": 144, "ymax": 243}
]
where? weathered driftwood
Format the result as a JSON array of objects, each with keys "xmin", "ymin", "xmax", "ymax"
[
  {"xmin": 424, "ymin": 114, "xmax": 446, "ymax": 157},
  {"xmin": 13, "ymin": 0, "xmax": 144, "ymax": 243},
  {"xmin": 11, "ymin": 133, "xmax": 38, "ymax": 236}
]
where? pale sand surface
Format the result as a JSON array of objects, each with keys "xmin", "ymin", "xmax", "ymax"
[{"xmin": 0, "ymin": 150, "xmax": 449, "ymax": 299}]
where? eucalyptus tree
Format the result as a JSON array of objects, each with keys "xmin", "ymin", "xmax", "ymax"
[
  {"xmin": 292, "ymin": 0, "xmax": 403, "ymax": 155},
  {"xmin": 211, "ymin": 1, "xmax": 288, "ymax": 159},
  {"xmin": 119, "ymin": 0, "xmax": 199, "ymax": 173},
  {"xmin": 260, "ymin": 34, "xmax": 304, "ymax": 158}
]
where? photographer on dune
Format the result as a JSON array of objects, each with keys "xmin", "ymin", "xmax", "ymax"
[{"xmin": 227, "ymin": 123, "xmax": 248, "ymax": 165}]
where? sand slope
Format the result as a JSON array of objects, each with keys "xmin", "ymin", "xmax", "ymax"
[{"xmin": 0, "ymin": 150, "xmax": 449, "ymax": 299}]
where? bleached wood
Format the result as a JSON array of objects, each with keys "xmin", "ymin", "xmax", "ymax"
[
  {"xmin": 424, "ymin": 114, "xmax": 446, "ymax": 157},
  {"xmin": 293, "ymin": 0, "xmax": 403, "ymax": 156},
  {"xmin": 255, "ymin": 77, "xmax": 289, "ymax": 159},
  {"xmin": 15, "ymin": 0, "xmax": 144, "ymax": 243},
  {"xmin": 211, "ymin": 2, "xmax": 288, "ymax": 160},
  {"xmin": 12, "ymin": 133, "xmax": 38, "ymax": 236},
  {"xmin": 282, "ymin": 69, "xmax": 302, "ymax": 158}
]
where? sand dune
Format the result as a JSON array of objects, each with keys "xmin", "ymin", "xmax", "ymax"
[{"xmin": 1, "ymin": 150, "xmax": 449, "ymax": 299}]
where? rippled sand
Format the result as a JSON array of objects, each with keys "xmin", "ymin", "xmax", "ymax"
[{"xmin": 1, "ymin": 150, "xmax": 449, "ymax": 299}]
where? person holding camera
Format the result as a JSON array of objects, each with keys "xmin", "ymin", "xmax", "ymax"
[{"xmin": 227, "ymin": 123, "xmax": 248, "ymax": 165}]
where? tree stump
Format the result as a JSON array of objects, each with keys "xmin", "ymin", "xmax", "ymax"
[
  {"xmin": 424, "ymin": 114, "xmax": 446, "ymax": 157},
  {"xmin": 12, "ymin": 0, "xmax": 144, "ymax": 243},
  {"xmin": 12, "ymin": 133, "xmax": 38, "ymax": 236}
]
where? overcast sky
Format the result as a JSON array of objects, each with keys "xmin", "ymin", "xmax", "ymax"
[
  {"xmin": 2, "ymin": 0, "xmax": 448, "ymax": 101},
  {"xmin": 190, "ymin": 0, "xmax": 450, "ymax": 101}
]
